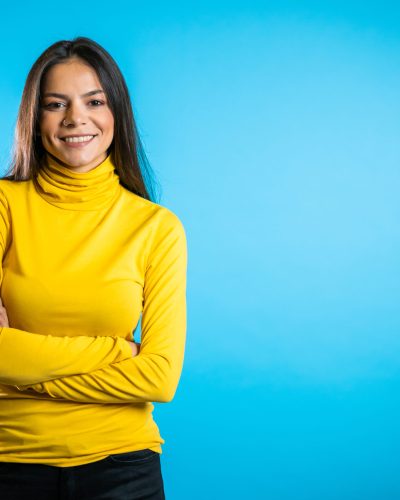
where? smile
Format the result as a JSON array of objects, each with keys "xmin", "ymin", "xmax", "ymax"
[{"xmin": 61, "ymin": 135, "xmax": 97, "ymax": 143}]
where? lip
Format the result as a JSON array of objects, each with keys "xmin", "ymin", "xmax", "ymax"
[
  {"xmin": 60, "ymin": 135, "xmax": 97, "ymax": 148},
  {"xmin": 60, "ymin": 134, "xmax": 98, "ymax": 139}
]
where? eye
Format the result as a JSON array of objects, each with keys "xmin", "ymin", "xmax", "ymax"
[
  {"xmin": 88, "ymin": 99, "xmax": 105, "ymax": 106},
  {"xmin": 42, "ymin": 102, "xmax": 66, "ymax": 109}
]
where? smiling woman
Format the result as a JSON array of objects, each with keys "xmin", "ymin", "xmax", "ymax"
[
  {"xmin": 39, "ymin": 59, "xmax": 115, "ymax": 173},
  {"xmin": 0, "ymin": 37, "xmax": 187, "ymax": 499}
]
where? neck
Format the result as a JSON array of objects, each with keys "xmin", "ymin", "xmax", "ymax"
[{"xmin": 34, "ymin": 153, "xmax": 121, "ymax": 211}]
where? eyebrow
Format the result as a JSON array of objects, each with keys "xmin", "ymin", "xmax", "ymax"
[{"xmin": 41, "ymin": 89, "xmax": 105, "ymax": 99}]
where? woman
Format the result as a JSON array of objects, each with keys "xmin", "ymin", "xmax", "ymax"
[{"xmin": 0, "ymin": 37, "xmax": 187, "ymax": 499}]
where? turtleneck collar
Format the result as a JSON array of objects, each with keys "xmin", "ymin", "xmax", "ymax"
[{"xmin": 34, "ymin": 153, "xmax": 121, "ymax": 211}]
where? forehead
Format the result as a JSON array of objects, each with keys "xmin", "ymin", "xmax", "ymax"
[{"xmin": 42, "ymin": 59, "xmax": 103, "ymax": 92}]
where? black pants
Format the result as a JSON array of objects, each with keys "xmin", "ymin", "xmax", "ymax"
[{"xmin": 0, "ymin": 449, "xmax": 166, "ymax": 499}]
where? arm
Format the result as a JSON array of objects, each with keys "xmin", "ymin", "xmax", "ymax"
[
  {"xmin": 0, "ymin": 184, "xmax": 11, "ymax": 286},
  {"xmin": 17, "ymin": 209, "xmax": 188, "ymax": 404},
  {"xmin": 0, "ymin": 186, "xmax": 133, "ymax": 386},
  {"xmin": 0, "ymin": 326, "xmax": 133, "ymax": 386}
]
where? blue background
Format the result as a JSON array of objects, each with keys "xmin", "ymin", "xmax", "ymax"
[{"xmin": 1, "ymin": 1, "xmax": 400, "ymax": 498}]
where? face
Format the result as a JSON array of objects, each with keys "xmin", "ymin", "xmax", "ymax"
[{"xmin": 39, "ymin": 58, "xmax": 114, "ymax": 173}]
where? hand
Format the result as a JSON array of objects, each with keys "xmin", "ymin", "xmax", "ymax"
[
  {"xmin": 0, "ymin": 297, "xmax": 9, "ymax": 327},
  {"xmin": 126, "ymin": 340, "xmax": 141, "ymax": 357}
]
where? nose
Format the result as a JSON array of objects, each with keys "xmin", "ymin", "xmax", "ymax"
[{"xmin": 62, "ymin": 101, "xmax": 87, "ymax": 127}]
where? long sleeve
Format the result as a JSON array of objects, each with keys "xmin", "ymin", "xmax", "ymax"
[
  {"xmin": 0, "ymin": 327, "xmax": 133, "ymax": 386},
  {"xmin": 17, "ymin": 210, "xmax": 188, "ymax": 403},
  {"xmin": 1, "ymin": 161, "xmax": 186, "ymax": 465},
  {"xmin": 0, "ymin": 185, "xmax": 11, "ymax": 286},
  {"xmin": 0, "ymin": 185, "xmax": 133, "ymax": 386}
]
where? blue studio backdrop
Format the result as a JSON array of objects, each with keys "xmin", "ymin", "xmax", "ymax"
[{"xmin": 1, "ymin": 1, "xmax": 400, "ymax": 499}]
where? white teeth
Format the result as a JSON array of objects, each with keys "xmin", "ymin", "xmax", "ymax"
[{"xmin": 64, "ymin": 135, "xmax": 94, "ymax": 143}]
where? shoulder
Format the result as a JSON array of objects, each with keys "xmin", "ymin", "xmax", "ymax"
[
  {"xmin": 0, "ymin": 178, "xmax": 11, "ymax": 195},
  {"xmin": 120, "ymin": 186, "xmax": 186, "ymax": 234},
  {"xmin": 0, "ymin": 179, "xmax": 33, "ymax": 221},
  {"xmin": 0, "ymin": 178, "xmax": 30, "ymax": 200},
  {"xmin": 149, "ymin": 203, "xmax": 186, "ymax": 246},
  {"xmin": 0, "ymin": 179, "xmax": 12, "ymax": 211},
  {"xmin": 153, "ymin": 204, "xmax": 185, "ymax": 233},
  {"xmin": 0, "ymin": 180, "xmax": 15, "ymax": 244}
]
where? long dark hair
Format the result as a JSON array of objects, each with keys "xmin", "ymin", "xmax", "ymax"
[{"xmin": 2, "ymin": 36, "xmax": 160, "ymax": 202}]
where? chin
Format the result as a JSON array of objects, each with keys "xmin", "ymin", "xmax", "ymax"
[{"xmin": 51, "ymin": 151, "xmax": 105, "ymax": 169}]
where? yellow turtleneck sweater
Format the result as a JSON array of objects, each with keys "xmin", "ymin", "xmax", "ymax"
[{"xmin": 0, "ymin": 153, "xmax": 187, "ymax": 466}]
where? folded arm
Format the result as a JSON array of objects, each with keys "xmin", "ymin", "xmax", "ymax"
[
  {"xmin": 0, "ymin": 326, "xmax": 133, "ymax": 386},
  {"xmin": 16, "ymin": 209, "xmax": 188, "ymax": 404},
  {"xmin": 0, "ymin": 187, "xmax": 132, "ymax": 386}
]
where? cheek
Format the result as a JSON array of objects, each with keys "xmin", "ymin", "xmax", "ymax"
[
  {"xmin": 39, "ymin": 116, "xmax": 57, "ymax": 139},
  {"xmin": 102, "ymin": 111, "xmax": 114, "ymax": 136},
  {"xmin": 102, "ymin": 122, "xmax": 114, "ymax": 143}
]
